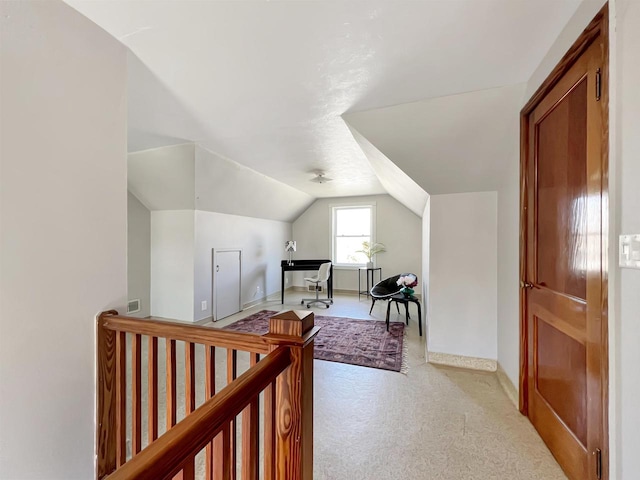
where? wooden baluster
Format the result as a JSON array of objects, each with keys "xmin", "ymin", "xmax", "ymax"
[
  {"xmin": 115, "ymin": 331, "xmax": 127, "ymax": 466},
  {"xmin": 263, "ymin": 379, "xmax": 276, "ymax": 480},
  {"xmin": 180, "ymin": 342, "xmax": 196, "ymax": 480},
  {"xmin": 266, "ymin": 311, "xmax": 317, "ymax": 480},
  {"xmin": 171, "ymin": 453, "xmax": 196, "ymax": 480},
  {"xmin": 185, "ymin": 342, "xmax": 196, "ymax": 413},
  {"xmin": 205, "ymin": 345, "xmax": 219, "ymax": 480},
  {"xmin": 166, "ymin": 339, "xmax": 177, "ymax": 430},
  {"xmin": 227, "ymin": 349, "xmax": 237, "ymax": 480},
  {"xmin": 242, "ymin": 353, "xmax": 260, "ymax": 480},
  {"xmin": 97, "ymin": 310, "xmax": 118, "ymax": 478},
  {"xmin": 132, "ymin": 333, "xmax": 142, "ymax": 456},
  {"xmin": 213, "ymin": 422, "xmax": 232, "ymax": 480},
  {"xmin": 148, "ymin": 336, "xmax": 158, "ymax": 443}
]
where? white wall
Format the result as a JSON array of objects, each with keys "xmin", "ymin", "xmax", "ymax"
[
  {"xmin": 496, "ymin": 173, "xmax": 521, "ymax": 385},
  {"xmin": 128, "ymin": 192, "xmax": 151, "ymax": 317},
  {"xmin": 494, "ymin": 92, "xmax": 525, "ymax": 387},
  {"xmin": 614, "ymin": 1, "xmax": 640, "ymax": 476},
  {"xmin": 194, "ymin": 211, "xmax": 292, "ymax": 321},
  {"xmin": 150, "ymin": 210, "xmax": 290, "ymax": 322},
  {"xmin": 0, "ymin": 2, "xmax": 127, "ymax": 478},
  {"xmin": 421, "ymin": 197, "xmax": 431, "ymax": 342},
  {"xmin": 429, "ymin": 192, "xmax": 498, "ymax": 360},
  {"xmin": 151, "ymin": 211, "xmax": 195, "ymax": 322},
  {"xmin": 291, "ymin": 195, "xmax": 422, "ymax": 291}
]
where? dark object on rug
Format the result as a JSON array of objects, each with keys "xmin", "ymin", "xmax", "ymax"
[{"xmin": 223, "ymin": 310, "xmax": 406, "ymax": 373}]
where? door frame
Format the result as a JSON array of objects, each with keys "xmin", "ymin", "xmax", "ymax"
[
  {"xmin": 212, "ymin": 248, "xmax": 243, "ymax": 322},
  {"xmin": 519, "ymin": 3, "xmax": 609, "ymax": 476}
]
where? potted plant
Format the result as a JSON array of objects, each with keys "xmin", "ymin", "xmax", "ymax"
[
  {"xmin": 397, "ymin": 274, "xmax": 418, "ymax": 297},
  {"xmin": 356, "ymin": 241, "xmax": 386, "ymax": 268}
]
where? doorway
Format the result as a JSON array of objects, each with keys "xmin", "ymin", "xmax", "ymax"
[
  {"xmin": 519, "ymin": 6, "xmax": 608, "ymax": 480},
  {"xmin": 212, "ymin": 248, "xmax": 242, "ymax": 321}
]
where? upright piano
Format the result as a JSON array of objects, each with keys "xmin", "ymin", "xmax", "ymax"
[{"xmin": 280, "ymin": 259, "xmax": 333, "ymax": 304}]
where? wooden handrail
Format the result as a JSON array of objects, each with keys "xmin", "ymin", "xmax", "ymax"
[
  {"xmin": 97, "ymin": 309, "xmax": 317, "ymax": 480},
  {"xmin": 102, "ymin": 313, "xmax": 270, "ymax": 354},
  {"xmin": 105, "ymin": 346, "xmax": 292, "ymax": 480}
]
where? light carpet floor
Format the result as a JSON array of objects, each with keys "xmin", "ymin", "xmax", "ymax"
[{"xmin": 127, "ymin": 291, "xmax": 566, "ymax": 479}]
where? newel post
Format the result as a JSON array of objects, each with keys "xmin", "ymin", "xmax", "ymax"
[
  {"xmin": 267, "ymin": 310, "xmax": 319, "ymax": 480},
  {"xmin": 96, "ymin": 310, "xmax": 118, "ymax": 479}
]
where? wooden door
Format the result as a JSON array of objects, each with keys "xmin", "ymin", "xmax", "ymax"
[
  {"xmin": 214, "ymin": 249, "xmax": 242, "ymax": 321},
  {"xmin": 520, "ymin": 9, "xmax": 608, "ymax": 480}
]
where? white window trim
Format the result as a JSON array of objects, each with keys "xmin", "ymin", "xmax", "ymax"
[{"xmin": 330, "ymin": 203, "xmax": 377, "ymax": 268}]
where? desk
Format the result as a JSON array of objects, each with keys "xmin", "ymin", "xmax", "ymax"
[
  {"xmin": 358, "ymin": 267, "xmax": 382, "ymax": 299},
  {"xmin": 386, "ymin": 293, "xmax": 422, "ymax": 336},
  {"xmin": 281, "ymin": 260, "xmax": 333, "ymax": 304}
]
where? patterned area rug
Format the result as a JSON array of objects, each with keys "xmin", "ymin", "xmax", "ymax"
[{"xmin": 223, "ymin": 310, "xmax": 406, "ymax": 373}]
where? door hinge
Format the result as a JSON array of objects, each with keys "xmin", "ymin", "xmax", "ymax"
[
  {"xmin": 594, "ymin": 448, "xmax": 602, "ymax": 479},
  {"xmin": 596, "ymin": 68, "xmax": 602, "ymax": 101}
]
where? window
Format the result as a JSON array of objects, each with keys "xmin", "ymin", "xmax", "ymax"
[{"xmin": 332, "ymin": 205, "xmax": 375, "ymax": 266}]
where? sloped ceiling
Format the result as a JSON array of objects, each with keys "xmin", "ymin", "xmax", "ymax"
[
  {"xmin": 347, "ymin": 125, "xmax": 428, "ymax": 217},
  {"xmin": 128, "ymin": 143, "xmax": 195, "ymax": 210},
  {"xmin": 194, "ymin": 145, "xmax": 313, "ymax": 222},
  {"xmin": 128, "ymin": 143, "xmax": 313, "ymax": 222},
  {"xmin": 345, "ymin": 84, "xmax": 526, "ymax": 195},
  {"xmin": 67, "ymin": 0, "xmax": 581, "ymax": 201}
]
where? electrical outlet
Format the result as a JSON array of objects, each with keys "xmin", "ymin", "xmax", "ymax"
[{"xmin": 201, "ymin": 300, "xmax": 207, "ymax": 311}]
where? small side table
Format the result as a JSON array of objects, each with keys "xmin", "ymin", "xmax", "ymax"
[
  {"xmin": 358, "ymin": 267, "xmax": 382, "ymax": 299},
  {"xmin": 386, "ymin": 293, "xmax": 422, "ymax": 336}
]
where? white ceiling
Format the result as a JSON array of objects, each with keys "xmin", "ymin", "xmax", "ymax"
[{"xmin": 66, "ymin": 0, "xmax": 580, "ymax": 198}]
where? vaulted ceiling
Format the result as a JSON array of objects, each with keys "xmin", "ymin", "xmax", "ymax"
[{"xmin": 67, "ymin": 0, "xmax": 580, "ymax": 203}]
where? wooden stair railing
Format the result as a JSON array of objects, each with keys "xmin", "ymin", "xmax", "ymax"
[{"xmin": 97, "ymin": 310, "xmax": 319, "ymax": 480}]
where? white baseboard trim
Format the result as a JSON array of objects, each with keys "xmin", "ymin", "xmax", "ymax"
[
  {"xmin": 242, "ymin": 296, "xmax": 268, "ymax": 310},
  {"xmin": 243, "ymin": 290, "xmax": 285, "ymax": 309},
  {"xmin": 427, "ymin": 351, "xmax": 497, "ymax": 372},
  {"xmin": 194, "ymin": 316, "xmax": 212, "ymax": 325},
  {"xmin": 496, "ymin": 362, "xmax": 519, "ymax": 408}
]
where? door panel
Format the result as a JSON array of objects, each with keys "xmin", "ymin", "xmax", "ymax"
[
  {"xmin": 522, "ymin": 33, "xmax": 606, "ymax": 480},
  {"xmin": 215, "ymin": 250, "xmax": 241, "ymax": 321},
  {"xmin": 536, "ymin": 77, "xmax": 588, "ymax": 299},
  {"xmin": 535, "ymin": 317, "xmax": 587, "ymax": 445}
]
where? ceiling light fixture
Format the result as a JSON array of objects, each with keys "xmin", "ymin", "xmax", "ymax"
[{"xmin": 310, "ymin": 173, "xmax": 333, "ymax": 184}]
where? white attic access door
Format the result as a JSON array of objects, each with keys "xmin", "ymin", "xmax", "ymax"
[{"xmin": 212, "ymin": 248, "xmax": 242, "ymax": 321}]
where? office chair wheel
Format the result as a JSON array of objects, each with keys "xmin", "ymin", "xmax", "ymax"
[
  {"xmin": 300, "ymin": 300, "xmax": 304, "ymax": 305},
  {"xmin": 326, "ymin": 305, "xmax": 330, "ymax": 308},
  {"xmin": 307, "ymin": 304, "xmax": 310, "ymax": 308}
]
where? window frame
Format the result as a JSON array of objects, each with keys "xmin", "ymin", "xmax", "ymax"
[{"xmin": 330, "ymin": 203, "xmax": 376, "ymax": 268}]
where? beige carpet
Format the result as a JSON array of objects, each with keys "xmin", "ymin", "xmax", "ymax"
[{"xmin": 122, "ymin": 294, "xmax": 566, "ymax": 479}]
